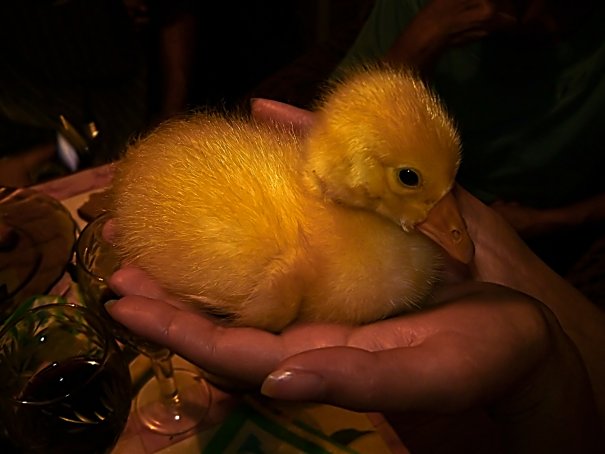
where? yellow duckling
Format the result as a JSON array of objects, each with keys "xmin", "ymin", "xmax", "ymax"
[{"xmin": 111, "ymin": 66, "xmax": 473, "ymax": 332}]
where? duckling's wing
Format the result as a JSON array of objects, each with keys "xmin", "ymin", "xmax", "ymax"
[{"xmin": 235, "ymin": 236, "xmax": 315, "ymax": 331}]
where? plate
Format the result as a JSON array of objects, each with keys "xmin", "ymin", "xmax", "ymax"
[{"xmin": 0, "ymin": 187, "xmax": 77, "ymax": 320}]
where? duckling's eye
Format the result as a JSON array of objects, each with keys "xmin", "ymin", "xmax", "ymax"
[{"xmin": 397, "ymin": 168, "xmax": 420, "ymax": 187}]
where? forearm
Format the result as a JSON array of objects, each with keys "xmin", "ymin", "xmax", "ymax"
[
  {"xmin": 383, "ymin": 22, "xmax": 442, "ymax": 74},
  {"xmin": 479, "ymin": 231, "xmax": 605, "ymax": 431},
  {"xmin": 531, "ymin": 259, "xmax": 604, "ymax": 425},
  {"xmin": 550, "ymin": 192, "xmax": 605, "ymax": 227},
  {"xmin": 381, "ymin": 0, "xmax": 518, "ymax": 74},
  {"xmin": 382, "ymin": 19, "xmax": 446, "ymax": 73},
  {"xmin": 455, "ymin": 187, "xmax": 605, "ymax": 428},
  {"xmin": 158, "ymin": 13, "xmax": 197, "ymax": 117}
]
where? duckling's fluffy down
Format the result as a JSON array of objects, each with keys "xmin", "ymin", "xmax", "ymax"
[{"xmin": 112, "ymin": 113, "xmax": 442, "ymax": 332}]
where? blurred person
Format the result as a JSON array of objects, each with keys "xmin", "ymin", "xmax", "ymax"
[
  {"xmin": 0, "ymin": 0, "xmax": 198, "ymax": 186},
  {"xmin": 196, "ymin": 2, "xmax": 302, "ymax": 109},
  {"xmin": 132, "ymin": 0, "xmax": 198, "ymax": 123}
]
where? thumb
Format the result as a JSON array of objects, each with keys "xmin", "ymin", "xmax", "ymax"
[
  {"xmin": 260, "ymin": 345, "xmax": 454, "ymax": 413},
  {"xmin": 250, "ymin": 98, "xmax": 315, "ymax": 135}
]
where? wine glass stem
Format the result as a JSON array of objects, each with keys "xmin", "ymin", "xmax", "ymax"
[{"xmin": 148, "ymin": 349, "xmax": 182, "ymax": 413}]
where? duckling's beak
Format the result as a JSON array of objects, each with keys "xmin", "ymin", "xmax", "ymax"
[{"xmin": 416, "ymin": 192, "xmax": 474, "ymax": 264}]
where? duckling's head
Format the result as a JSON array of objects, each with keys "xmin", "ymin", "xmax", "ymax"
[{"xmin": 306, "ymin": 65, "xmax": 473, "ymax": 262}]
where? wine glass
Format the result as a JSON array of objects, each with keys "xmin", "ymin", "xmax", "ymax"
[
  {"xmin": 0, "ymin": 302, "xmax": 132, "ymax": 453},
  {"xmin": 74, "ymin": 212, "xmax": 211, "ymax": 435}
]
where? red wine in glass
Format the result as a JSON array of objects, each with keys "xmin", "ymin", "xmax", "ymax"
[
  {"xmin": 12, "ymin": 356, "xmax": 131, "ymax": 453},
  {"xmin": 0, "ymin": 303, "xmax": 132, "ymax": 453}
]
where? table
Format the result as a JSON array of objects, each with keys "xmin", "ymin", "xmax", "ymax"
[{"xmin": 34, "ymin": 165, "xmax": 409, "ymax": 454}]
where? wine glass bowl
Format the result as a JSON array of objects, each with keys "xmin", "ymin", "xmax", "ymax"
[
  {"xmin": 73, "ymin": 212, "xmax": 141, "ymax": 347},
  {"xmin": 73, "ymin": 212, "xmax": 211, "ymax": 435},
  {"xmin": 0, "ymin": 303, "xmax": 132, "ymax": 453}
]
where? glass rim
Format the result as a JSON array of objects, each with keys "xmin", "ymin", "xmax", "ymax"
[
  {"xmin": 74, "ymin": 212, "xmax": 114, "ymax": 282},
  {"xmin": 0, "ymin": 302, "xmax": 117, "ymax": 406}
]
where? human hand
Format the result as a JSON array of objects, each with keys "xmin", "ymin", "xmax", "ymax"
[
  {"xmin": 385, "ymin": 0, "xmax": 518, "ymax": 70},
  {"xmin": 490, "ymin": 195, "xmax": 605, "ymax": 239},
  {"xmin": 417, "ymin": 0, "xmax": 518, "ymax": 45},
  {"xmin": 104, "ymin": 269, "xmax": 544, "ymax": 407},
  {"xmin": 122, "ymin": 0, "xmax": 150, "ymax": 31},
  {"xmin": 490, "ymin": 200, "xmax": 561, "ymax": 237},
  {"xmin": 106, "ymin": 266, "xmax": 600, "ymax": 452}
]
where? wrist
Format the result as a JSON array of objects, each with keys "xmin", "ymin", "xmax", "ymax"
[{"xmin": 489, "ymin": 310, "xmax": 602, "ymax": 453}]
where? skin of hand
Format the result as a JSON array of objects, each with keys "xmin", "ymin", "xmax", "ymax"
[
  {"xmin": 384, "ymin": 0, "xmax": 518, "ymax": 70},
  {"xmin": 456, "ymin": 184, "xmax": 605, "ymax": 432},
  {"xmin": 104, "ymin": 99, "xmax": 603, "ymax": 451},
  {"xmin": 156, "ymin": 12, "xmax": 197, "ymax": 120},
  {"xmin": 122, "ymin": 0, "xmax": 197, "ymax": 122},
  {"xmin": 123, "ymin": 0, "xmax": 150, "ymax": 30},
  {"xmin": 106, "ymin": 269, "xmax": 601, "ymax": 453},
  {"xmin": 490, "ymin": 200, "xmax": 569, "ymax": 238},
  {"xmin": 491, "ymin": 194, "xmax": 605, "ymax": 238}
]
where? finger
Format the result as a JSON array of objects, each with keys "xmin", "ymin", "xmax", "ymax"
[
  {"xmin": 260, "ymin": 343, "xmax": 477, "ymax": 413},
  {"xmin": 453, "ymin": 185, "xmax": 516, "ymax": 238},
  {"xmin": 453, "ymin": 184, "xmax": 493, "ymax": 228},
  {"xmin": 452, "ymin": 184, "xmax": 480, "ymax": 207},
  {"xmin": 102, "ymin": 218, "xmax": 117, "ymax": 243},
  {"xmin": 108, "ymin": 266, "xmax": 173, "ymax": 301},
  {"xmin": 105, "ymin": 296, "xmax": 288, "ymax": 384},
  {"xmin": 250, "ymin": 98, "xmax": 315, "ymax": 135},
  {"xmin": 261, "ymin": 292, "xmax": 546, "ymax": 413},
  {"xmin": 489, "ymin": 11, "xmax": 518, "ymax": 31},
  {"xmin": 260, "ymin": 323, "xmax": 529, "ymax": 415}
]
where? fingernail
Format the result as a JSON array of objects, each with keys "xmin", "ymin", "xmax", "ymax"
[
  {"xmin": 104, "ymin": 299, "xmax": 117, "ymax": 308},
  {"xmin": 261, "ymin": 369, "xmax": 324, "ymax": 400}
]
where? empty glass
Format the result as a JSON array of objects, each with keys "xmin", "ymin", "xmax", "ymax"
[{"xmin": 74, "ymin": 212, "xmax": 210, "ymax": 435}]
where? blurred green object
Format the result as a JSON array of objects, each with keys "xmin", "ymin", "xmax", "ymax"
[{"xmin": 1, "ymin": 294, "xmax": 68, "ymax": 331}]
